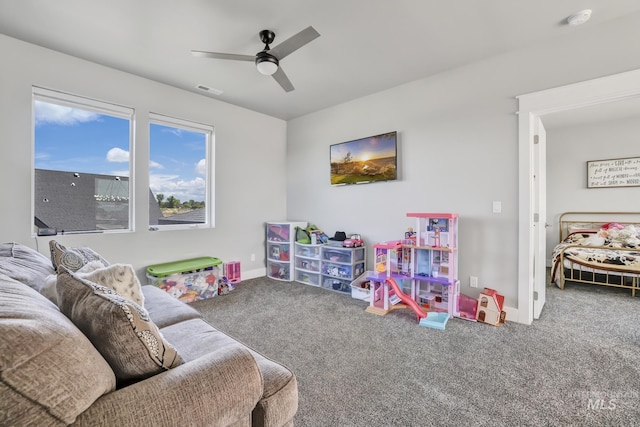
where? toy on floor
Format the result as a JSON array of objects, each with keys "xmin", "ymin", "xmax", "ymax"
[
  {"xmin": 476, "ymin": 288, "xmax": 506, "ymax": 326},
  {"xmin": 457, "ymin": 293, "xmax": 478, "ymax": 321},
  {"xmin": 218, "ymin": 276, "xmax": 236, "ymax": 295},
  {"xmin": 364, "ymin": 213, "xmax": 460, "ymax": 331},
  {"xmin": 385, "ymin": 277, "xmax": 426, "ymax": 321},
  {"xmin": 224, "ymin": 261, "xmax": 241, "ymax": 284}
]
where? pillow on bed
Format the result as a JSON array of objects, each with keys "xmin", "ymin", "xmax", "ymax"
[
  {"xmin": 602, "ymin": 222, "xmax": 625, "ymax": 230},
  {"xmin": 582, "ymin": 234, "xmax": 605, "ymax": 247},
  {"xmin": 607, "ymin": 225, "xmax": 640, "ymax": 247},
  {"xmin": 568, "ymin": 223, "xmax": 599, "ymax": 233}
]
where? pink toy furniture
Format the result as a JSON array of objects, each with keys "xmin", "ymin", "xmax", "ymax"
[{"xmin": 224, "ymin": 261, "xmax": 241, "ymax": 284}]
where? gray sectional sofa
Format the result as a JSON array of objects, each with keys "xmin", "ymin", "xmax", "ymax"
[{"xmin": 0, "ymin": 242, "xmax": 297, "ymax": 426}]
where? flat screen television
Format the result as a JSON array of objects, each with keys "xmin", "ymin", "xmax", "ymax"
[{"xmin": 330, "ymin": 131, "xmax": 398, "ymax": 186}]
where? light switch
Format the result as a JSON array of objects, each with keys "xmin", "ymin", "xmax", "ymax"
[{"xmin": 492, "ymin": 201, "xmax": 502, "ymax": 214}]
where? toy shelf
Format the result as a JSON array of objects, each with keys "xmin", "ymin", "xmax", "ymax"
[
  {"xmin": 294, "ymin": 242, "xmax": 323, "ymax": 287},
  {"xmin": 320, "ymin": 245, "xmax": 366, "ymax": 294},
  {"xmin": 266, "ymin": 221, "xmax": 307, "ymax": 282}
]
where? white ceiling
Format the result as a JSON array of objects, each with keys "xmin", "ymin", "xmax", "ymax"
[{"xmin": 1, "ymin": 0, "xmax": 640, "ymax": 120}]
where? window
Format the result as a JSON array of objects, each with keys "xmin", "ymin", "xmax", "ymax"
[
  {"xmin": 149, "ymin": 113, "xmax": 213, "ymax": 229},
  {"xmin": 33, "ymin": 87, "xmax": 134, "ymax": 234}
]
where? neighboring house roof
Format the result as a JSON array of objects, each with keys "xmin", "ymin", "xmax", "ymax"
[
  {"xmin": 157, "ymin": 208, "xmax": 206, "ymax": 225},
  {"xmin": 34, "ymin": 169, "xmax": 163, "ymax": 232}
]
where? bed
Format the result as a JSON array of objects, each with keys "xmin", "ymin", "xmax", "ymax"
[{"xmin": 551, "ymin": 212, "xmax": 640, "ymax": 296}]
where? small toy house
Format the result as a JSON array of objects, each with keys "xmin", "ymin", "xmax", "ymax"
[{"xmin": 476, "ymin": 288, "xmax": 506, "ymax": 326}]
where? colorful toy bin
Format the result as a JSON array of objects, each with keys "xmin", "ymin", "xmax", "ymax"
[{"xmin": 146, "ymin": 257, "xmax": 222, "ymax": 303}]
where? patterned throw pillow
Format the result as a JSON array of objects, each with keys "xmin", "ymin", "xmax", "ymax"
[
  {"xmin": 75, "ymin": 262, "xmax": 145, "ymax": 307},
  {"xmin": 56, "ymin": 271, "xmax": 183, "ymax": 387},
  {"xmin": 49, "ymin": 240, "xmax": 109, "ymax": 273}
]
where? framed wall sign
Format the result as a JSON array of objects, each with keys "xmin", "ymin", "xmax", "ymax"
[{"xmin": 587, "ymin": 157, "xmax": 640, "ymax": 188}]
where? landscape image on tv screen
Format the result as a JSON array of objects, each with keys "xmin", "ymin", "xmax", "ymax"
[{"xmin": 330, "ymin": 131, "xmax": 397, "ymax": 185}]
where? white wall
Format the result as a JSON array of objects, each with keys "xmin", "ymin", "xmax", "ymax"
[
  {"xmin": 0, "ymin": 34, "xmax": 287, "ymax": 279},
  {"xmin": 286, "ymin": 13, "xmax": 640, "ymax": 310},
  {"xmin": 546, "ymin": 116, "xmax": 640, "ymax": 263}
]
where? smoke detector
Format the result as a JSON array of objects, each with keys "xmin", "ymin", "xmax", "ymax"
[{"xmin": 567, "ymin": 9, "xmax": 592, "ymax": 26}]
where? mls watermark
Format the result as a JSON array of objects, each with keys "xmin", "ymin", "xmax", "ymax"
[{"xmin": 571, "ymin": 390, "xmax": 639, "ymax": 411}]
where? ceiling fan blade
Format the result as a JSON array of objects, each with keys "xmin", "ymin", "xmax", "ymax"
[
  {"xmin": 191, "ymin": 50, "xmax": 255, "ymax": 62},
  {"xmin": 272, "ymin": 67, "xmax": 294, "ymax": 92},
  {"xmin": 269, "ymin": 26, "xmax": 320, "ymax": 60}
]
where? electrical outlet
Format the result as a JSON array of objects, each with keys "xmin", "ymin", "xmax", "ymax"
[
  {"xmin": 492, "ymin": 201, "xmax": 502, "ymax": 214},
  {"xmin": 470, "ymin": 276, "xmax": 478, "ymax": 288},
  {"xmin": 250, "ymin": 253, "xmax": 256, "ymax": 262}
]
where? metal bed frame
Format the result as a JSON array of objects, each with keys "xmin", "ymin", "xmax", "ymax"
[{"xmin": 556, "ymin": 212, "xmax": 640, "ymax": 297}]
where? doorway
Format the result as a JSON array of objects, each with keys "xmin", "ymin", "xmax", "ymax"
[{"xmin": 517, "ymin": 68, "xmax": 640, "ymax": 325}]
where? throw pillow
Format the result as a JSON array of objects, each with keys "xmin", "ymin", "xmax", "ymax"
[
  {"xmin": 75, "ymin": 262, "xmax": 145, "ymax": 307},
  {"xmin": 0, "ymin": 242, "xmax": 55, "ymax": 292},
  {"xmin": 49, "ymin": 240, "xmax": 109, "ymax": 273},
  {"xmin": 56, "ymin": 271, "xmax": 183, "ymax": 387}
]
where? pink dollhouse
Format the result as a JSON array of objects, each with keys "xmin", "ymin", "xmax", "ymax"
[{"xmin": 365, "ymin": 213, "xmax": 460, "ymax": 329}]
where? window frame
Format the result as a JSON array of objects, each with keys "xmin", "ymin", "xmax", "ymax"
[
  {"xmin": 32, "ymin": 86, "xmax": 135, "ymax": 235},
  {"xmin": 148, "ymin": 112, "xmax": 215, "ymax": 231}
]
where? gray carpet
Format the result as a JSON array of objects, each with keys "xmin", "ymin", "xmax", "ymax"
[{"xmin": 191, "ymin": 277, "xmax": 639, "ymax": 427}]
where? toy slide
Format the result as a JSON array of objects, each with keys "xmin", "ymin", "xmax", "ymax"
[{"xmin": 385, "ymin": 277, "xmax": 426, "ymax": 321}]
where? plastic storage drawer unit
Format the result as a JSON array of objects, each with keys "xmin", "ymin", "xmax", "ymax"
[{"xmin": 147, "ymin": 257, "xmax": 221, "ymax": 303}]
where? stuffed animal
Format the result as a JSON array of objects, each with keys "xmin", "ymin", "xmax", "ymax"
[
  {"xmin": 193, "ymin": 274, "xmax": 209, "ymax": 293},
  {"xmin": 608, "ymin": 225, "xmax": 640, "ymax": 247}
]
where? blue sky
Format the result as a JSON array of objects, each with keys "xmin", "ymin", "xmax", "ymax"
[
  {"xmin": 330, "ymin": 132, "xmax": 396, "ymax": 163},
  {"xmin": 34, "ymin": 101, "xmax": 207, "ymax": 202}
]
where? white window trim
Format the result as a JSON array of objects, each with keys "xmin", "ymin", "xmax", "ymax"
[
  {"xmin": 32, "ymin": 86, "xmax": 135, "ymax": 235},
  {"xmin": 148, "ymin": 112, "xmax": 215, "ymax": 231},
  {"xmin": 33, "ymin": 86, "xmax": 133, "ymax": 120}
]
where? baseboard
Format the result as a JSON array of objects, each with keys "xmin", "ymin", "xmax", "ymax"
[
  {"xmin": 239, "ymin": 269, "xmax": 529, "ymax": 325},
  {"xmin": 503, "ymin": 305, "xmax": 525, "ymax": 325},
  {"xmin": 242, "ymin": 267, "xmax": 266, "ymax": 281}
]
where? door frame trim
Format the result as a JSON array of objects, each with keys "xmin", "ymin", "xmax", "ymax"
[{"xmin": 516, "ymin": 68, "xmax": 640, "ymax": 325}]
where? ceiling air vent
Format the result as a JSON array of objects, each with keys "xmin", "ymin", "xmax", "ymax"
[{"xmin": 195, "ymin": 84, "xmax": 223, "ymax": 95}]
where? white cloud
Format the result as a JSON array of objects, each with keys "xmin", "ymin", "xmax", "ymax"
[
  {"xmin": 106, "ymin": 147, "xmax": 129, "ymax": 162},
  {"xmin": 34, "ymin": 101, "xmax": 100, "ymax": 126},
  {"xmin": 195, "ymin": 158, "xmax": 206, "ymax": 176},
  {"xmin": 111, "ymin": 170, "xmax": 130, "ymax": 177},
  {"xmin": 150, "ymin": 160, "xmax": 164, "ymax": 170},
  {"xmin": 150, "ymin": 174, "xmax": 206, "ymax": 202}
]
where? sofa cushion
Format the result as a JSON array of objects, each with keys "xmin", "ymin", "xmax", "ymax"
[
  {"xmin": 49, "ymin": 240, "xmax": 109, "ymax": 273},
  {"xmin": 57, "ymin": 271, "xmax": 183, "ymax": 387},
  {"xmin": 0, "ymin": 273, "xmax": 115, "ymax": 425},
  {"xmin": 160, "ymin": 318, "xmax": 298, "ymax": 427},
  {"xmin": 141, "ymin": 284, "xmax": 202, "ymax": 328},
  {"xmin": 0, "ymin": 242, "xmax": 55, "ymax": 292}
]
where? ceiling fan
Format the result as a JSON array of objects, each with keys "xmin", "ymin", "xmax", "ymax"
[{"xmin": 192, "ymin": 26, "xmax": 320, "ymax": 92}]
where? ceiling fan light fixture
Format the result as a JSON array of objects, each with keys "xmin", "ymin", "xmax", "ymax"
[{"xmin": 256, "ymin": 52, "xmax": 279, "ymax": 75}]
